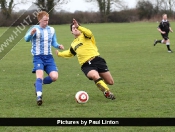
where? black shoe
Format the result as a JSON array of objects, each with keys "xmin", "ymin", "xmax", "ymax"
[
  {"xmin": 37, "ymin": 96, "xmax": 42, "ymax": 106},
  {"xmin": 154, "ymin": 39, "xmax": 157, "ymax": 46},
  {"xmin": 104, "ymin": 91, "xmax": 116, "ymax": 100},
  {"xmin": 34, "ymin": 83, "xmax": 43, "ymax": 106}
]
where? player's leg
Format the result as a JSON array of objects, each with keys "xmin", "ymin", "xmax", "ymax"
[
  {"xmin": 87, "ymin": 70, "xmax": 110, "ymax": 92},
  {"xmin": 35, "ymin": 69, "xmax": 44, "ymax": 105},
  {"xmin": 99, "ymin": 71, "xmax": 114, "ymax": 85},
  {"xmin": 96, "ymin": 57, "xmax": 115, "ymax": 99},
  {"xmin": 98, "ymin": 72, "xmax": 115, "ymax": 99},
  {"xmin": 91, "ymin": 72, "xmax": 115, "ymax": 100},
  {"xmin": 154, "ymin": 35, "xmax": 166, "ymax": 46},
  {"xmin": 165, "ymin": 37, "xmax": 172, "ymax": 52},
  {"xmin": 32, "ymin": 56, "xmax": 44, "ymax": 106},
  {"xmin": 43, "ymin": 71, "xmax": 58, "ymax": 84},
  {"xmin": 87, "ymin": 70, "xmax": 115, "ymax": 99},
  {"xmin": 81, "ymin": 57, "xmax": 115, "ymax": 100},
  {"xmin": 43, "ymin": 55, "xmax": 58, "ymax": 84},
  {"xmin": 154, "ymin": 39, "xmax": 162, "ymax": 46},
  {"xmin": 49, "ymin": 71, "xmax": 58, "ymax": 82}
]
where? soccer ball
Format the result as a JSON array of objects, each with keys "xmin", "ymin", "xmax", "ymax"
[{"xmin": 75, "ymin": 91, "xmax": 89, "ymax": 104}]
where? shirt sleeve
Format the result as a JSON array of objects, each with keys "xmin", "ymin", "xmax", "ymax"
[
  {"xmin": 24, "ymin": 26, "xmax": 34, "ymax": 42},
  {"xmin": 78, "ymin": 26, "xmax": 93, "ymax": 39},
  {"xmin": 158, "ymin": 22, "xmax": 162, "ymax": 29},
  {"xmin": 58, "ymin": 48, "xmax": 74, "ymax": 58},
  {"xmin": 51, "ymin": 33, "xmax": 60, "ymax": 49},
  {"xmin": 168, "ymin": 21, "xmax": 170, "ymax": 27}
]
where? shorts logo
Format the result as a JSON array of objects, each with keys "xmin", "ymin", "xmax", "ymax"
[{"xmin": 37, "ymin": 64, "xmax": 40, "ymax": 67}]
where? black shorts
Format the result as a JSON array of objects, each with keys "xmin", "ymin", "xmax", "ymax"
[
  {"xmin": 81, "ymin": 56, "xmax": 109, "ymax": 79},
  {"xmin": 161, "ymin": 33, "xmax": 169, "ymax": 40}
]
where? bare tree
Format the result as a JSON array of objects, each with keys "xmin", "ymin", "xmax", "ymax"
[
  {"xmin": 152, "ymin": 0, "xmax": 175, "ymax": 12},
  {"xmin": 33, "ymin": 0, "xmax": 69, "ymax": 15},
  {"xmin": 0, "ymin": 0, "xmax": 12, "ymax": 18},
  {"xmin": 86, "ymin": 0, "xmax": 126, "ymax": 19},
  {"xmin": 136, "ymin": 0, "xmax": 154, "ymax": 20},
  {"xmin": 152, "ymin": 0, "xmax": 163, "ymax": 13},
  {"xmin": 0, "ymin": 0, "xmax": 26, "ymax": 18},
  {"xmin": 161, "ymin": 0, "xmax": 175, "ymax": 11}
]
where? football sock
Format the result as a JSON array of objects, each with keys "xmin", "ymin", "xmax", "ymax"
[
  {"xmin": 95, "ymin": 78, "xmax": 109, "ymax": 92},
  {"xmin": 166, "ymin": 42, "xmax": 171, "ymax": 51},
  {"xmin": 157, "ymin": 40, "xmax": 162, "ymax": 43},
  {"xmin": 37, "ymin": 91, "xmax": 42, "ymax": 97},
  {"xmin": 166, "ymin": 45, "xmax": 171, "ymax": 51},
  {"xmin": 35, "ymin": 78, "xmax": 42, "ymax": 96},
  {"xmin": 43, "ymin": 76, "xmax": 53, "ymax": 84}
]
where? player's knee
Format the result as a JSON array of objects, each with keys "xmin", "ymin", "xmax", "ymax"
[
  {"xmin": 161, "ymin": 40, "xmax": 165, "ymax": 43},
  {"xmin": 90, "ymin": 74, "xmax": 100, "ymax": 80},
  {"xmin": 52, "ymin": 77, "xmax": 58, "ymax": 82},
  {"xmin": 87, "ymin": 71, "xmax": 100, "ymax": 80},
  {"xmin": 49, "ymin": 71, "xmax": 58, "ymax": 82},
  {"xmin": 107, "ymin": 80, "xmax": 114, "ymax": 85},
  {"xmin": 51, "ymin": 75, "xmax": 58, "ymax": 82}
]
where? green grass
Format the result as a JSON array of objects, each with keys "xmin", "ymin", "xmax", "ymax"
[{"xmin": 1, "ymin": 22, "xmax": 175, "ymax": 131}]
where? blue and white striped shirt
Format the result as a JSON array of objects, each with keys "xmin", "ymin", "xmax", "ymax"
[{"xmin": 24, "ymin": 25, "xmax": 60, "ymax": 55}]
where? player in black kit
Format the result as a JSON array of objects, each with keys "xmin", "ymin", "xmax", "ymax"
[{"xmin": 154, "ymin": 14, "xmax": 173, "ymax": 53}]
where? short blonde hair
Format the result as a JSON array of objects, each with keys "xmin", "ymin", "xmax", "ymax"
[
  {"xmin": 162, "ymin": 13, "xmax": 167, "ymax": 17},
  {"xmin": 37, "ymin": 11, "xmax": 49, "ymax": 21}
]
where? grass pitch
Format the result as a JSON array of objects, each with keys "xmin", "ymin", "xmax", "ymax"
[{"xmin": 0, "ymin": 22, "xmax": 175, "ymax": 131}]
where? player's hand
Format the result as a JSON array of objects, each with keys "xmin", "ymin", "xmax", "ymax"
[
  {"xmin": 73, "ymin": 18, "xmax": 79, "ymax": 28},
  {"xmin": 171, "ymin": 30, "xmax": 173, "ymax": 33},
  {"xmin": 161, "ymin": 31, "xmax": 166, "ymax": 34},
  {"xmin": 30, "ymin": 28, "xmax": 36, "ymax": 35},
  {"xmin": 55, "ymin": 50, "xmax": 59, "ymax": 56},
  {"xmin": 59, "ymin": 45, "xmax": 64, "ymax": 50}
]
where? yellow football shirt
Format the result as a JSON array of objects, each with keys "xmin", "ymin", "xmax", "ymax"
[{"xmin": 58, "ymin": 26, "xmax": 100, "ymax": 66}]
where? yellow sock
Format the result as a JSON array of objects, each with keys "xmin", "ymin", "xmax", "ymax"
[{"xmin": 95, "ymin": 78, "xmax": 109, "ymax": 92}]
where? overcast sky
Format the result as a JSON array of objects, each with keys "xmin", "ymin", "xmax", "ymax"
[
  {"xmin": 60, "ymin": 0, "xmax": 137, "ymax": 12},
  {"xmin": 15, "ymin": 0, "xmax": 137, "ymax": 12}
]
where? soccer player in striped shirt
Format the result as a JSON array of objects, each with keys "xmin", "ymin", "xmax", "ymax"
[
  {"xmin": 56, "ymin": 19, "xmax": 115, "ymax": 100},
  {"xmin": 24, "ymin": 11, "xmax": 64, "ymax": 106}
]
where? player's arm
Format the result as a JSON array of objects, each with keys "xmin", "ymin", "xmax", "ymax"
[
  {"xmin": 52, "ymin": 33, "xmax": 64, "ymax": 49},
  {"xmin": 78, "ymin": 26, "xmax": 93, "ymax": 38},
  {"xmin": 56, "ymin": 47, "xmax": 75, "ymax": 58},
  {"xmin": 157, "ymin": 27, "xmax": 162, "ymax": 33},
  {"xmin": 24, "ymin": 27, "xmax": 36, "ymax": 42},
  {"xmin": 157, "ymin": 25, "xmax": 165, "ymax": 34},
  {"xmin": 170, "ymin": 27, "xmax": 173, "ymax": 32},
  {"xmin": 157, "ymin": 22, "xmax": 162, "ymax": 33},
  {"xmin": 73, "ymin": 18, "xmax": 93, "ymax": 38},
  {"xmin": 169, "ymin": 23, "xmax": 173, "ymax": 32}
]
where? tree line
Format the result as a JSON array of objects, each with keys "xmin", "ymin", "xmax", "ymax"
[{"xmin": 0, "ymin": 0, "xmax": 175, "ymax": 26}]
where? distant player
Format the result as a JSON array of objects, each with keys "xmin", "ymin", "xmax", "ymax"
[
  {"xmin": 24, "ymin": 11, "xmax": 64, "ymax": 106},
  {"xmin": 56, "ymin": 18, "xmax": 115, "ymax": 100},
  {"xmin": 154, "ymin": 14, "xmax": 173, "ymax": 52}
]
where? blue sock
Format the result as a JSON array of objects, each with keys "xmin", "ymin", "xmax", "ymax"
[
  {"xmin": 35, "ymin": 78, "xmax": 42, "ymax": 92},
  {"xmin": 43, "ymin": 76, "xmax": 53, "ymax": 84}
]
